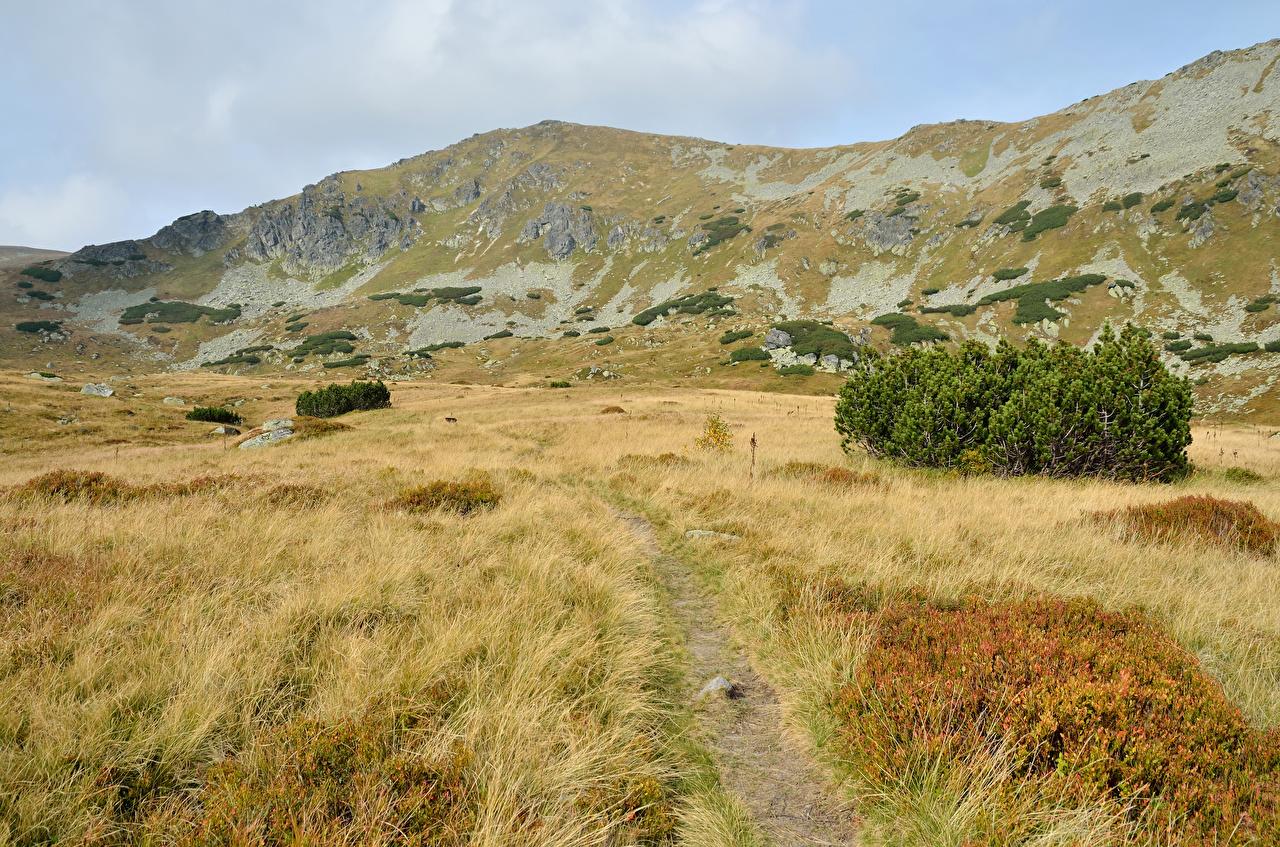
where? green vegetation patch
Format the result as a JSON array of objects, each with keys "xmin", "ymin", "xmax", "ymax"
[
  {"xmin": 293, "ymin": 331, "xmax": 358, "ymax": 358},
  {"xmin": 483, "ymin": 329, "xmax": 513, "ymax": 340},
  {"xmin": 773, "ymin": 320, "xmax": 858, "ymax": 360},
  {"xmin": 992, "ymin": 267, "xmax": 1028, "ymax": 281},
  {"xmin": 594, "ymin": 336, "xmax": 615, "ymax": 346},
  {"xmin": 1165, "ymin": 339, "xmax": 1193, "ymax": 352},
  {"xmin": 24, "ymin": 290, "xmax": 55, "ymax": 301},
  {"xmin": 976, "ymin": 273, "xmax": 1107, "ymax": 324},
  {"xmin": 693, "ymin": 216, "xmax": 751, "ymax": 255},
  {"xmin": 729, "ymin": 347, "xmax": 769, "ymax": 362},
  {"xmin": 203, "ymin": 354, "xmax": 261, "ymax": 368},
  {"xmin": 1122, "ymin": 191, "xmax": 1144, "ymax": 208},
  {"xmin": 21, "ymin": 266, "xmax": 62, "ymax": 283},
  {"xmin": 632, "ymin": 290, "xmax": 733, "ymax": 326},
  {"xmin": 1039, "ymin": 175, "xmax": 1061, "ymax": 189},
  {"xmin": 323, "ymin": 355, "xmax": 372, "ymax": 369},
  {"xmin": 994, "ymin": 200, "xmax": 1031, "ymax": 227},
  {"xmin": 185, "ymin": 407, "xmax": 243, "ymax": 425},
  {"xmin": 296, "ymin": 379, "xmax": 390, "ymax": 418},
  {"xmin": 919, "ymin": 303, "xmax": 977, "ymax": 317},
  {"xmin": 15, "ymin": 320, "xmax": 62, "ymax": 333},
  {"xmin": 1178, "ymin": 342, "xmax": 1259, "ymax": 364},
  {"xmin": 562, "ymin": 330, "xmax": 581, "ymax": 338},
  {"xmin": 120, "ymin": 301, "xmax": 241, "ymax": 326},
  {"xmin": 1021, "ymin": 204, "xmax": 1077, "ymax": 241},
  {"xmin": 1245, "ymin": 295, "xmax": 1276, "ymax": 313},
  {"xmin": 1151, "ymin": 198, "xmax": 1176, "ymax": 213},
  {"xmin": 777, "ymin": 363, "xmax": 815, "ymax": 376},
  {"xmin": 869, "ymin": 313, "xmax": 949, "ymax": 346},
  {"xmin": 719, "ymin": 329, "xmax": 753, "ymax": 345}
]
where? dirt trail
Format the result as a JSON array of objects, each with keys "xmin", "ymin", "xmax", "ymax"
[{"xmin": 614, "ymin": 510, "xmax": 858, "ymax": 847}]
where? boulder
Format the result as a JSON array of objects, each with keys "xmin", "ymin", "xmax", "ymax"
[
  {"xmin": 764, "ymin": 328, "xmax": 792, "ymax": 349},
  {"xmin": 209, "ymin": 425, "xmax": 241, "ymax": 436},
  {"xmin": 81, "ymin": 383, "xmax": 113, "ymax": 397},
  {"xmin": 820, "ymin": 354, "xmax": 841, "ymax": 371},
  {"xmin": 263, "ymin": 418, "xmax": 294, "ymax": 431},
  {"xmin": 150, "ymin": 210, "xmax": 229, "ymax": 256},
  {"xmin": 162, "ymin": 396, "xmax": 185, "ymax": 406},
  {"xmin": 26, "ymin": 372, "xmax": 61, "ymax": 382},
  {"xmin": 696, "ymin": 676, "xmax": 742, "ymax": 701},
  {"xmin": 685, "ymin": 529, "xmax": 741, "ymax": 542},
  {"xmin": 238, "ymin": 428, "xmax": 294, "ymax": 449}
]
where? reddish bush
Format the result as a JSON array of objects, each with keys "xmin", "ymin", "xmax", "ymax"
[
  {"xmin": 1100, "ymin": 495, "xmax": 1279, "ymax": 555},
  {"xmin": 389, "ymin": 479, "xmax": 501, "ymax": 515},
  {"xmin": 183, "ymin": 712, "xmax": 475, "ymax": 846},
  {"xmin": 832, "ymin": 594, "xmax": 1280, "ymax": 843},
  {"xmin": 770, "ymin": 461, "xmax": 880, "ymax": 487},
  {"xmin": 7, "ymin": 470, "xmax": 240, "ymax": 504}
]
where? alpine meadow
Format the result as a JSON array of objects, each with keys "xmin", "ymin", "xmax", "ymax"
[{"xmin": 3, "ymin": 7, "xmax": 1280, "ymax": 846}]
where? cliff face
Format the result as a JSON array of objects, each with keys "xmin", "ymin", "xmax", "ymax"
[{"xmin": 4, "ymin": 40, "xmax": 1280, "ymax": 412}]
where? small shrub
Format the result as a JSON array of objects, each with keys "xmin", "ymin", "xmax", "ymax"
[
  {"xmin": 21, "ymin": 266, "xmax": 62, "ymax": 282},
  {"xmin": 588, "ymin": 326, "xmax": 610, "ymax": 333},
  {"xmin": 1177, "ymin": 201, "xmax": 1208, "ymax": 221},
  {"xmin": 389, "ymin": 479, "xmax": 501, "ymax": 515},
  {"xmin": 15, "ymin": 280, "xmax": 33, "ymax": 289},
  {"xmin": 594, "ymin": 336, "xmax": 614, "ymax": 346},
  {"xmin": 1102, "ymin": 199, "xmax": 1123, "ymax": 212},
  {"xmin": 1039, "ymin": 175, "xmax": 1061, "ymax": 189},
  {"xmin": 24, "ymin": 289, "xmax": 55, "ymax": 301},
  {"xmin": 15, "ymin": 320, "xmax": 62, "ymax": 333},
  {"xmin": 773, "ymin": 320, "xmax": 858, "ymax": 360},
  {"xmin": 323, "ymin": 355, "xmax": 371, "ymax": 368},
  {"xmin": 869, "ymin": 313, "xmax": 948, "ymax": 345},
  {"xmin": 919, "ymin": 303, "xmax": 976, "ymax": 317},
  {"xmin": 993, "ymin": 200, "xmax": 1031, "ymax": 226},
  {"xmin": 285, "ymin": 321, "xmax": 308, "ymax": 332},
  {"xmin": 7, "ymin": 470, "xmax": 238, "ymax": 504},
  {"xmin": 1161, "ymin": 330, "xmax": 1182, "ymax": 339},
  {"xmin": 293, "ymin": 330, "xmax": 357, "ymax": 357},
  {"xmin": 1179, "ymin": 342, "xmax": 1259, "ymax": 365},
  {"xmin": 778, "ymin": 364, "xmax": 815, "ymax": 376},
  {"xmin": 600, "ymin": 406, "xmax": 626, "ymax": 415},
  {"xmin": 262, "ymin": 482, "xmax": 331, "ymax": 506},
  {"xmin": 771, "ymin": 461, "xmax": 878, "ymax": 487},
  {"xmin": 1194, "ymin": 332, "xmax": 1213, "ymax": 342},
  {"xmin": 120, "ymin": 301, "xmax": 240, "ymax": 325},
  {"xmin": 1151, "ymin": 197, "xmax": 1176, "ymax": 213},
  {"xmin": 185, "ymin": 407, "xmax": 243, "ymax": 425},
  {"xmin": 1165, "ymin": 339, "xmax": 1193, "ymax": 352},
  {"xmin": 1265, "ymin": 340, "xmax": 1280, "ymax": 353},
  {"xmin": 295, "ymin": 380, "xmax": 391, "ymax": 418},
  {"xmin": 633, "ymin": 290, "xmax": 733, "ymax": 326},
  {"xmin": 920, "ymin": 287, "xmax": 940, "ymax": 296},
  {"xmin": 719, "ymin": 329, "xmax": 753, "ymax": 345},
  {"xmin": 729, "ymin": 347, "xmax": 769, "ymax": 362},
  {"xmin": 1020, "ymin": 204, "xmax": 1077, "ymax": 240},
  {"xmin": 548, "ymin": 380, "xmax": 572, "ymax": 388},
  {"xmin": 1224, "ymin": 466, "xmax": 1265, "ymax": 484},
  {"xmin": 483, "ymin": 329, "xmax": 513, "ymax": 340},
  {"xmin": 694, "ymin": 413, "xmax": 733, "ymax": 451},
  {"xmin": 1099, "ymin": 495, "xmax": 1279, "ymax": 555},
  {"xmin": 992, "ymin": 267, "xmax": 1028, "ymax": 281},
  {"xmin": 562, "ymin": 330, "xmax": 581, "ymax": 338},
  {"xmin": 574, "ymin": 306, "xmax": 593, "ymax": 314},
  {"xmin": 1122, "ymin": 191, "xmax": 1144, "ymax": 208}
]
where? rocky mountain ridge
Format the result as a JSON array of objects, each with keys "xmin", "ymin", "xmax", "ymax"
[{"xmin": 4, "ymin": 39, "xmax": 1280, "ymax": 414}]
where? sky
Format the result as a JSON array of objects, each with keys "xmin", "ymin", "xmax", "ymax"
[{"xmin": 1, "ymin": 1, "xmax": 1277, "ymax": 251}]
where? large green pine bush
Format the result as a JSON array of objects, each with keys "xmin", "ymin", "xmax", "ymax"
[
  {"xmin": 834, "ymin": 325, "xmax": 1192, "ymax": 481},
  {"xmin": 295, "ymin": 380, "xmax": 391, "ymax": 418}
]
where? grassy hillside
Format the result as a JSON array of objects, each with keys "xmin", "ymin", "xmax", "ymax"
[
  {"xmin": 1, "ymin": 372, "xmax": 1279, "ymax": 844},
  {"xmin": 3, "ymin": 40, "xmax": 1280, "ymax": 415}
]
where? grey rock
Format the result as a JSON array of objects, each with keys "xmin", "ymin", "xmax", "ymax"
[
  {"xmin": 26, "ymin": 372, "xmax": 61, "ymax": 382},
  {"xmin": 238, "ymin": 428, "xmax": 294, "ymax": 449},
  {"xmin": 452, "ymin": 178, "xmax": 481, "ymax": 206},
  {"xmin": 519, "ymin": 202, "xmax": 598, "ymax": 260},
  {"xmin": 468, "ymin": 163, "xmax": 563, "ymax": 238},
  {"xmin": 262, "ymin": 417, "xmax": 294, "ymax": 431},
  {"xmin": 798, "ymin": 353, "xmax": 818, "ymax": 366},
  {"xmin": 858, "ymin": 210, "xmax": 917, "ymax": 253},
  {"xmin": 209, "ymin": 425, "xmax": 241, "ymax": 436},
  {"xmin": 696, "ymin": 676, "xmax": 742, "ymax": 701},
  {"xmin": 764, "ymin": 328, "xmax": 792, "ymax": 349},
  {"xmin": 150, "ymin": 210, "xmax": 229, "ymax": 256},
  {"xmin": 1189, "ymin": 211, "xmax": 1215, "ymax": 248},
  {"xmin": 80, "ymin": 383, "xmax": 114, "ymax": 397},
  {"xmin": 63, "ymin": 240, "xmax": 172, "ymax": 278},
  {"xmin": 162, "ymin": 396, "xmax": 185, "ymax": 406},
  {"xmin": 685, "ymin": 529, "xmax": 741, "ymax": 542},
  {"xmin": 820, "ymin": 354, "xmax": 840, "ymax": 371},
  {"xmin": 687, "ymin": 230, "xmax": 709, "ymax": 249},
  {"xmin": 410, "ymin": 196, "xmax": 427, "ymax": 213}
]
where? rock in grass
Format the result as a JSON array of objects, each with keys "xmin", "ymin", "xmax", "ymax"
[
  {"xmin": 262, "ymin": 418, "xmax": 294, "ymax": 432},
  {"xmin": 685, "ymin": 529, "xmax": 741, "ymax": 542},
  {"xmin": 764, "ymin": 328, "xmax": 793, "ymax": 349},
  {"xmin": 81, "ymin": 383, "xmax": 113, "ymax": 397},
  {"xmin": 696, "ymin": 676, "xmax": 742, "ymax": 701},
  {"xmin": 162, "ymin": 396, "xmax": 185, "ymax": 406},
  {"xmin": 209, "ymin": 425, "xmax": 241, "ymax": 436},
  {"xmin": 238, "ymin": 428, "xmax": 294, "ymax": 449}
]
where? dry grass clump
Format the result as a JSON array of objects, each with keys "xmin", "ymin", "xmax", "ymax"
[
  {"xmin": 769, "ymin": 460, "xmax": 880, "ymax": 488},
  {"xmin": 600, "ymin": 405, "xmax": 627, "ymax": 415},
  {"xmin": 1098, "ymin": 495, "xmax": 1279, "ymax": 555},
  {"xmin": 388, "ymin": 478, "xmax": 502, "ymax": 515},
  {"xmin": 832, "ymin": 593, "xmax": 1280, "ymax": 844},
  {"xmin": 261, "ymin": 482, "xmax": 331, "ymax": 506},
  {"xmin": 6, "ymin": 469, "xmax": 240, "ymax": 504},
  {"xmin": 619, "ymin": 452, "xmax": 691, "ymax": 469}
]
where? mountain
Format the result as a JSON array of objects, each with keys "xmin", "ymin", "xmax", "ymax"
[
  {"xmin": 5, "ymin": 39, "xmax": 1280, "ymax": 414},
  {"xmin": 0, "ymin": 246, "xmax": 68, "ymax": 269}
]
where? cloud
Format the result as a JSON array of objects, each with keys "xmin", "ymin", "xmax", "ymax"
[
  {"xmin": 0, "ymin": 0, "xmax": 852, "ymax": 249},
  {"xmin": 0, "ymin": 175, "xmax": 124, "ymax": 251}
]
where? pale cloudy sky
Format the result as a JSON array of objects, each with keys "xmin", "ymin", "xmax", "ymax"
[{"xmin": 1, "ymin": 0, "xmax": 1277, "ymax": 250}]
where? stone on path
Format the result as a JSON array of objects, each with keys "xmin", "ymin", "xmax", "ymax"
[{"xmin": 697, "ymin": 675, "xmax": 742, "ymax": 701}]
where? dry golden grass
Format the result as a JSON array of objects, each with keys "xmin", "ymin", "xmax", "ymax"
[{"xmin": 2, "ymin": 372, "xmax": 1279, "ymax": 844}]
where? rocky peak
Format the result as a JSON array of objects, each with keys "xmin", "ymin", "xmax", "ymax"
[{"xmin": 150, "ymin": 210, "xmax": 229, "ymax": 256}]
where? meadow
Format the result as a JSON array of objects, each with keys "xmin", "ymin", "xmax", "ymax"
[{"xmin": 1, "ymin": 372, "xmax": 1278, "ymax": 845}]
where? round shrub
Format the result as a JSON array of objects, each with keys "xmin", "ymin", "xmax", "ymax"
[
  {"xmin": 729, "ymin": 347, "xmax": 769, "ymax": 362},
  {"xmin": 1098, "ymin": 495, "xmax": 1279, "ymax": 554},
  {"xmin": 389, "ymin": 479, "xmax": 501, "ymax": 515},
  {"xmin": 185, "ymin": 406, "xmax": 243, "ymax": 425}
]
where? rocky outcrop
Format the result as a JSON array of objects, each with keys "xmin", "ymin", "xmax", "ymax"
[
  {"xmin": 468, "ymin": 163, "xmax": 564, "ymax": 238},
  {"xmin": 150, "ymin": 210, "xmax": 229, "ymax": 256},
  {"xmin": 605, "ymin": 221, "xmax": 670, "ymax": 253},
  {"xmin": 243, "ymin": 175, "xmax": 415, "ymax": 275},
  {"xmin": 63, "ymin": 240, "xmax": 172, "ymax": 278},
  {"xmin": 764, "ymin": 328, "xmax": 792, "ymax": 349},
  {"xmin": 519, "ymin": 202, "xmax": 598, "ymax": 259},
  {"xmin": 856, "ymin": 211, "xmax": 917, "ymax": 254}
]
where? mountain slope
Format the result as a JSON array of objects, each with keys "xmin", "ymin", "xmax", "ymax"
[{"xmin": 5, "ymin": 39, "xmax": 1280, "ymax": 413}]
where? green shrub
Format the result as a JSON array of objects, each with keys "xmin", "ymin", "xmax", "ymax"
[
  {"xmin": 1111, "ymin": 279, "xmax": 1136, "ymax": 290},
  {"xmin": 1151, "ymin": 197, "xmax": 1176, "ymax": 213},
  {"xmin": 185, "ymin": 407, "xmax": 243, "ymax": 425},
  {"xmin": 729, "ymin": 347, "xmax": 769, "ymax": 362},
  {"xmin": 633, "ymin": 291, "xmax": 733, "ymax": 326},
  {"xmin": 202, "ymin": 354, "xmax": 261, "ymax": 367},
  {"xmin": 549, "ymin": 380, "xmax": 572, "ymax": 388},
  {"xmin": 295, "ymin": 380, "xmax": 391, "ymax": 418},
  {"xmin": 1224, "ymin": 466, "xmax": 1265, "ymax": 484},
  {"xmin": 574, "ymin": 306, "xmax": 593, "ymax": 314},
  {"xmin": 993, "ymin": 200, "xmax": 1031, "ymax": 226},
  {"xmin": 1102, "ymin": 199, "xmax": 1123, "ymax": 212},
  {"xmin": 1161, "ymin": 330, "xmax": 1182, "ymax": 339},
  {"xmin": 1194, "ymin": 332, "xmax": 1213, "ymax": 342},
  {"xmin": 323, "ymin": 355, "xmax": 371, "ymax": 368},
  {"xmin": 1266, "ymin": 340, "xmax": 1280, "ymax": 353},
  {"xmin": 1179, "ymin": 342, "xmax": 1259, "ymax": 364},
  {"xmin": 1165, "ymin": 339, "xmax": 1193, "ymax": 352},
  {"xmin": 1214, "ymin": 163, "xmax": 1231, "ymax": 173},
  {"xmin": 845, "ymin": 209, "xmax": 864, "ymax": 221},
  {"xmin": 15, "ymin": 320, "xmax": 62, "ymax": 333},
  {"xmin": 1122, "ymin": 191, "xmax": 1144, "ymax": 208},
  {"xmin": 773, "ymin": 320, "xmax": 858, "ymax": 360},
  {"xmin": 719, "ymin": 329, "xmax": 753, "ymax": 345},
  {"xmin": 919, "ymin": 303, "xmax": 977, "ymax": 317},
  {"xmin": 285, "ymin": 312, "xmax": 308, "ymax": 323},
  {"xmin": 120, "ymin": 301, "xmax": 240, "ymax": 325},
  {"xmin": 21, "ymin": 266, "xmax": 62, "ymax": 282},
  {"xmin": 835, "ymin": 324, "xmax": 1192, "ymax": 481},
  {"xmin": 294, "ymin": 331, "xmax": 358, "ymax": 357},
  {"xmin": 1177, "ymin": 201, "xmax": 1208, "ymax": 221},
  {"xmin": 976, "ymin": 273, "xmax": 1107, "ymax": 324},
  {"xmin": 594, "ymin": 336, "xmax": 615, "ymax": 346},
  {"xmin": 896, "ymin": 298, "xmax": 913, "ymax": 309},
  {"xmin": 15, "ymin": 281, "xmax": 33, "ymax": 289},
  {"xmin": 483, "ymin": 329, "xmax": 513, "ymax": 340},
  {"xmin": 1245, "ymin": 296, "xmax": 1274, "ymax": 313},
  {"xmin": 831, "ymin": 593, "xmax": 1280, "ymax": 843},
  {"xmin": 992, "ymin": 267, "xmax": 1028, "ymax": 281},
  {"xmin": 894, "ymin": 190, "xmax": 920, "ymax": 206},
  {"xmin": 390, "ymin": 479, "xmax": 500, "ymax": 515},
  {"xmin": 920, "ymin": 287, "xmax": 940, "ymax": 296},
  {"xmin": 421, "ymin": 341, "xmax": 464, "ymax": 352},
  {"xmin": 588, "ymin": 326, "xmax": 610, "ymax": 334},
  {"xmin": 1021, "ymin": 204, "xmax": 1077, "ymax": 240},
  {"xmin": 869, "ymin": 313, "xmax": 948, "ymax": 346},
  {"xmin": 24, "ymin": 289, "xmax": 55, "ymax": 301},
  {"xmin": 562, "ymin": 329, "xmax": 581, "ymax": 338},
  {"xmin": 1039, "ymin": 175, "xmax": 1061, "ymax": 189},
  {"xmin": 777, "ymin": 363, "xmax": 815, "ymax": 376},
  {"xmin": 1212, "ymin": 188, "xmax": 1239, "ymax": 204},
  {"xmin": 285, "ymin": 322, "xmax": 308, "ymax": 333},
  {"xmin": 693, "ymin": 216, "xmax": 750, "ymax": 254}
]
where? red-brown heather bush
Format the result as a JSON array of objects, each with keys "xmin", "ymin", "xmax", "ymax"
[
  {"xmin": 832, "ymin": 594, "xmax": 1280, "ymax": 843},
  {"xmin": 770, "ymin": 460, "xmax": 881, "ymax": 488},
  {"xmin": 181, "ymin": 712, "xmax": 475, "ymax": 846},
  {"xmin": 1098, "ymin": 495, "xmax": 1279, "ymax": 555},
  {"xmin": 7, "ymin": 470, "xmax": 240, "ymax": 504},
  {"xmin": 389, "ymin": 479, "xmax": 501, "ymax": 515}
]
